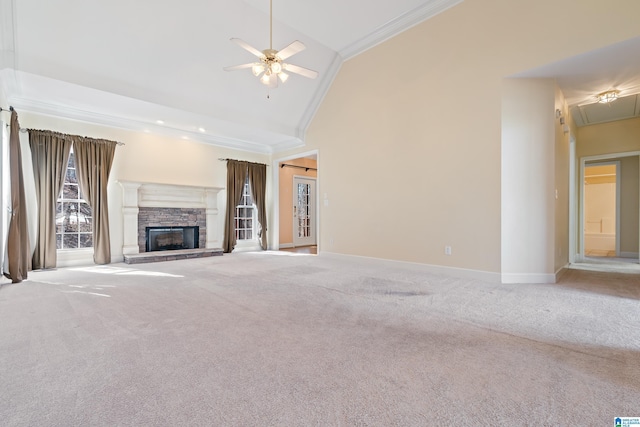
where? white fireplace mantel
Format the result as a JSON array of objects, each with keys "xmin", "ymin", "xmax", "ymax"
[{"xmin": 118, "ymin": 181, "xmax": 224, "ymax": 255}]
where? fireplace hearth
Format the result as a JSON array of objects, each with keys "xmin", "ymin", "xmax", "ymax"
[{"xmin": 146, "ymin": 226, "xmax": 199, "ymax": 252}]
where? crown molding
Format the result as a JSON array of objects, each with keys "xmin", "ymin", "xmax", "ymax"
[
  {"xmin": 8, "ymin": 97, "xmax": 282, "ymax": 154},
  {"xmin": 296, "ymin": 52, "xmax": 343, "ymax": 142},
  {"xmin": 271, "ymin": 138, "xmax": 305, "ymax": 153},
  {"xmin": 339, "ymin": 0, "xmax": 463, "ymax": 60}
]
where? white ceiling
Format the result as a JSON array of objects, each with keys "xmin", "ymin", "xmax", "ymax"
[
  {"xmin": 2, "ymin": 0, "xmax": 640, "ymax": 152},
  {"xmin": 513, "ymin": 36, "xmax": 640, "ymax": 127},
  {"xmin": 0, "ymin": 0, "xmax": 461, "ymax": 152}
]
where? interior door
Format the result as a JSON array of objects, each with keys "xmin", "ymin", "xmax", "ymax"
[{"xmin": 293, "ymin": 176, "xmax": 316, "ymax": 247}]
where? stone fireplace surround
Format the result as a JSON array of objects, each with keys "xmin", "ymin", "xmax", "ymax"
[
  {"xmin": 118, "ymin": 181, "xmax": 223, "ymax": 256},
  {"xmin": 138, "ymin": 208, "xmax": 205, "ymax": 252}
]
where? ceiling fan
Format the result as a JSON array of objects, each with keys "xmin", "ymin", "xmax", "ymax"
[{"xmin": 223, "ymin": 0, "xmax": 318, "ymax": 88}]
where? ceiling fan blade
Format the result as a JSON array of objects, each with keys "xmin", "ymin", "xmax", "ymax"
[
  {"xmin": 282, "ymin": 63, "xmax": 318, "ymax": 79},
  {"xmin": 230, "ymin": 38, "xmax": 264, "ymax": 58},
  {"xmin": 223, "ymin": 63, "xmax": 256, "ymax": 71},
  {"xmin": 277, "ymin": 40, "xmax": 306, "ymax": 60}
]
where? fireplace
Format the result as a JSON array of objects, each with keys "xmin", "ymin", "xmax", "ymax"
[
  {"xmin": 118, "ymin": 181, "xmax": 223, "ymax": 256},
  {"xmin": 146, "ymin": 226, "xmax": 199, "ymax": 252}
]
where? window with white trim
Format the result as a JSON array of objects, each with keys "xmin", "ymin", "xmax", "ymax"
[
  {"xmin": 56, "ymin": 148, "xmax": 93, "ymax": 249},
  {"xmin": 235, "ymin": 177, "xmax": 256, "ymax": 240}
]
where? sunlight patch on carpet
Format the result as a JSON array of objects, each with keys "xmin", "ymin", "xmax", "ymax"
[{"xmin": 70, "ymin": 266, "xmax": 184, "ymax": 277}]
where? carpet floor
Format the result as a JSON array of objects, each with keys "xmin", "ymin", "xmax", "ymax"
[{"xmin": 0, "ymin": 252, "xmax": 638, "ymax": 426}]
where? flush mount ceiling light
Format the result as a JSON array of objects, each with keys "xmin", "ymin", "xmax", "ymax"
[
  {"xmin": 223, "ymin": 0, "xmax": 318, "ymax": 88},
  {"xmin": 596, "ymin": 90, "xmax": 620, "ymax": 104}
]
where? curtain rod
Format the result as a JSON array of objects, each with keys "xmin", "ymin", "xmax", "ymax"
[
  {"xmin": 280, "ymin": 163, "xmax": 317, "ymax": 171},
  {"xmin": 27, "ymin": 128, "xmax": 125, "ymax": 145},
  {"xmin": 1, "ymin": 108, "xmax": 125, "ymax": 144},
  {"xmin": 1, "ymin": 106, "xmax": 27, "ymax": 133},
  {"xmin": 218, "ymin": 158, "xmax": 269, "ymax": 167}
]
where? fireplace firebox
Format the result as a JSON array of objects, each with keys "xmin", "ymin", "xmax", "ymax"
[{"xmin": 145, "ymin": 226, "xmax": 199, "ymax": 252}]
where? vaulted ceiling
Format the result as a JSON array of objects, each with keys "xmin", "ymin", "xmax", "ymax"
[
  {"xmin": 0, "ymin": 0, "xmax": 462, "ymax": 152},
  {"xmin": 1, "ymin": 0, "xmax": 640, "ymax": 154}
]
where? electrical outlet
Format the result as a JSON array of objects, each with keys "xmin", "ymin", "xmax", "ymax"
[{"xmin": 445, "ymin": 246, "xmax": 452, "ymax": 255}]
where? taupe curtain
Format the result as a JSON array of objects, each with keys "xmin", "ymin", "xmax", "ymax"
[
  {"xmin": 248, "ymin": 162, "xmax": 267, "ymax": 250},
  {"xmin": 222, "ymin": 160, "xmax": 248, "ymax": 253},
  {"xmin": 29, "ymin": 130, "xmax": 72, "ymax": 269},
  {"xmin": 73, "ymin": 137, "xmax": 117, "ymax": 264},
  {"xmin": 4, "ymin": 110, "xmax": 30, "ymax": 283}
]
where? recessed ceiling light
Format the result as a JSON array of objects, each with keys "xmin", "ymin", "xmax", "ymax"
[
  {"xmin": 156, "ymin": 120, "xmax": 165, "ymax": 125},
  {"xmin": 181, "ymin": 136, "xmax": 189, "ymax": 140},
  {"xmin": 198, "ymin": 127, "xmax": 206, "ymax": 133}
]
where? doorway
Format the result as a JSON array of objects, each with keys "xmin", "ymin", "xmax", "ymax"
[
  {"xmin": 293, "ymin": 176, "xmax": 316, "ymax": 247},
  {"xmin": 575, "ymin": 152, "xmax": 640, "ymax": 267},
  {"xmin": 274, "ymin": 151, "xmax": 319, "ymax": 251},
  {"xmin": 583, "ymin": 162, "xmax": 618, "ymax": 257}
]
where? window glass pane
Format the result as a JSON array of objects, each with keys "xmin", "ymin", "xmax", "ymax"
[
  {"xmin": 65, "ymin": 168, "xmax": 77, "ymax": 184},
  {"xmin": 79, "ymin": 233, "xmax": 93, "ymax": 248},
  {"xmin": 79, "ymin": 202, "xmax": 92, "ymax": 217},
  {"xmin": 63, "ymin": 234, "xmax": 78, "ymax": 249},
  {"xmin": 234, "ymin": 177, "xmax": 256, "ymax": 241},
  {"xmin": 63, "ymin": 183, "xmax": 78, "ymax": 200},
  {"xmin": 56, "ymin": 148, "xmax": 93, "ymax": 250}
]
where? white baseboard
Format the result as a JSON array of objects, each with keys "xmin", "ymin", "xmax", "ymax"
[
  {"xmin": 554, "ymin": 265, "xmax": 569, "ymax": 282},
  {"xmin": 620, "ymin": 251, "xmax": 639, "ymax": 259},
  {"xmin": 501, "ymin": 272, "xmax": 557, "ymax": 284},
  {"xmin": 319, "ymin": 252, "xmax": 502, "ymax": 283}
]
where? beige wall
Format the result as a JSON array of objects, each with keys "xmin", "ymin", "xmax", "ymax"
[
  {"xmin": 577, "ymin": 117, "xmax": 640, "ymax": 158},
  {"xmin": 17, "ymin": 112, "xmax": 271, "ymax": 263},
  {"xmin": 284, "ymin": 0, "xmax": 640, "ymax": 277},
  {"xmin": 278, "ymin": 158, "xmax": 317, "ymax": 245}
]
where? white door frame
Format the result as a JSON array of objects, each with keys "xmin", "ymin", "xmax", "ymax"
[
  {"xmin": 293, "ymin": 175, "xmax": 317, "ymax": 247},
  {"xmin": 572, "ymin": 150, "xmax": 640, "ymax": 263},
  {"xmin": 271, "ymin": 149, "xmax": 320, "ymax": 251}
]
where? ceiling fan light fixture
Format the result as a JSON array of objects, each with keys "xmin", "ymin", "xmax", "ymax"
[
  {"xmin": 252, "ymin": 64, "xmax": 265, "ymax": 76},
  {"xmin": 270, "ymin": 61, "xmax": 282, "ymax": 74},
  {"xmin": 224, "ymin": 0, "xmax": 318, "ymax": 90},
  {"xmin": 597, "ymin": 90, "xmax": 620, "ymax": 103}
]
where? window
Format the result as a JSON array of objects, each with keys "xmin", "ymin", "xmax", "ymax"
[
  {"xmin": 234, "ymin": 177, "xmax": 256, "ymax": 240},
  {"xmin": 56, "ymin": 149, "xmax": 93, "ymax": 249}
]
